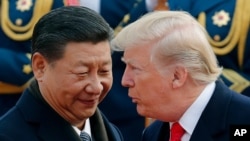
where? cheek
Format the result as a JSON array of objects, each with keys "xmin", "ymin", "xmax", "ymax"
[
  {"xmin": 136, "ymin": 71, "xmax": 170, "ymax": 100},
  {"xmin": 103, "ymin": 73, "xmax": 113, "ymax": 89},
  {"xmin": 105, "ymin": 75, "xmax": 113, "ymax": 90},
  {"xmin": 52, "ymin": 76, "xmax": 84, "ymax": 100},
  {"xmin": 99, "ymin": 77, "xmax": 113, "ymax": 100},
  {"xmin": 43, "ymin": 68, "xmax": 67, "ymax": 87},
  {"xmin": 137, "ymin": 70, "xmax": 164, "ymax": 90},
  {"xmin": 140, "ymin": 80, "xmax": 166, "ymax": 99}
]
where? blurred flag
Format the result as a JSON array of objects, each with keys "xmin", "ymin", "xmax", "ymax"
[{"xmin": 66, "ymin": 0, "xmax": 79, "ymax": 6}]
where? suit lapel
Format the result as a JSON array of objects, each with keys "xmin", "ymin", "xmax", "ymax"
[
  {"xmin": 142, "ymin": 121, "xmax": 170, "ymax": 141},
  {"xmin": 38, "ymin": 114, "xmax": 80, "ymax": 141},
  {"xmin": 17, "ymin": 90, "xmax": 81, "ymax": 141},
  {"xmin": 190, "ymin": 120, "xmax": 216, "ymax": 141}
]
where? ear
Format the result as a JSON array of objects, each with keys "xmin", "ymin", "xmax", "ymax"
[
  {"xmin": 172, "ymin": 65, "xmax": 187, "ymax": 89},
  {"xmin": 32, "ymin": 52, "xmax": 48, "ymax": 82}
]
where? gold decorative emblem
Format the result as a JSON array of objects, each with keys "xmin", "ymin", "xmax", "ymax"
[
  {"xmin": 23, "ymin": 64, "xmax": 32, "ymax": 74},
  {"xmin": 212, "ymin": 10, "xmax": 230, "ymax": 27},
  {"xmin": 123, "ymin": 14, "xmax": 130, "ymax": 23},
  {"xmin": 23, "ymin": 53, "xmax": 32, "ymax": 74},
  {"xmin": 2, "ymin": 0, "xmax": 53, "ymax": 41},
  {"xmin": 213, "ymin": 34, "xmax": 221, "ymax": 41},
  {"xmin": 15, "ymin": 18, "xmax": 23, "ymax": 26},
  {"xmin": 222, "ymin": 69, "xmax": 250, "ymax": 93},
  {"xmin": 16, "ymin": 0, "xmax": 33, "ymax": 12}
]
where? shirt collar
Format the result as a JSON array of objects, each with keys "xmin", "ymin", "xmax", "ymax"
[
  {"xmin": 72, "ymin": 118, "xmax": 92, "ymax": 137},
  {"xmin": 172, "ymin": 82, "xmax": 215, "ymax": 137}
]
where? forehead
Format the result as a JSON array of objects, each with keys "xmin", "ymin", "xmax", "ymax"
[
  {"xmin": 123, "ymin": 45, "xmax": 152, "ymax": 63},
  {"xmin": 64, "ymin": 41, "xmax": 111, "ymax": 56},
  {"xmin": 62, "ymin": 41, "xmax": 112, "ymax": 64}
]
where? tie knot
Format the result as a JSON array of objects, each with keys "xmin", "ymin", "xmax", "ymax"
[
  {"xmin": 80, "ymin": 131, "xmax": 92, "ymax": 141},
  {"xmin": 170, "ymin": 122, "xmax": 185, "ymax": 141}
]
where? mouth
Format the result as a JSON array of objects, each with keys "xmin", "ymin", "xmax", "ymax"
[
  {"xmin": 130, "ymin": 97, "xmax": 138, "ymax": 103},
  {"xmin": 128, "ymin": 91, "xmax": 138, "ymax": 103},
  {"xmin": 78, "ymin": 98, "xmax": 98, "ymax": 106}
]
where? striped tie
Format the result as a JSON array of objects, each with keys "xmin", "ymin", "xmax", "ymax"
[{"xmin": 80, "ymin": 131, "xmax": 91, "ymax": 141}]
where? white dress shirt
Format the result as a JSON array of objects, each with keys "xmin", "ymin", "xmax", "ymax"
[{"xmin": 170, "ymin": 82, "xmax": 216, "ymax": 141}]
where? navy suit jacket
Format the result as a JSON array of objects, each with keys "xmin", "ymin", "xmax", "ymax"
[
  {"xmin": 142, "ymin": 81, "xmax": 250, "ymax": 141},
  {"xmin": 0, "ymin": 89, "xmax": 123, "ymax": 141}
]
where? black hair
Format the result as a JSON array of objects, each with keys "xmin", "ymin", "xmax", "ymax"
[{"xmin": 31, "ymin": 6, "xmax": 113, "ymax": 63}]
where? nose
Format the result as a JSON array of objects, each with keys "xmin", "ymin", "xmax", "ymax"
[
  {"xmin": 85, "ymin": 76, "xmax": 103, "ymax": 95},
  {"xmin": 121, "ymin": 67, "xmax": 134, "ymax": 87}
]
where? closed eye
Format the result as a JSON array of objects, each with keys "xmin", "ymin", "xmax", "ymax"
[
  {"xmin": 98, "ymin": 70, "xmax": 111, "ymax": 75},
  {"xmin": 77, "ymin": 72, "xmax": 88, "ymax": 76}
]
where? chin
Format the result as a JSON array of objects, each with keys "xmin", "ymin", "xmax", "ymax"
[{"xmin": 137, "ymin": 106, "xmax": 146, "ymax": 117}]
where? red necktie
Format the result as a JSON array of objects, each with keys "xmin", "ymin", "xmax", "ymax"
[{"xmin": 170, "ymin": 122, "xmax": 185, "ymax": 141}]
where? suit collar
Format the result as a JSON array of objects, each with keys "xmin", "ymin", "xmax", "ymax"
[{"xmin": 90, "ymin": 108, "xmax": 109, "ymax": 141}]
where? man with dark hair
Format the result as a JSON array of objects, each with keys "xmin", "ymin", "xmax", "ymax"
[{"xmin": 0, "ymin": 6, "xmax": 123, "ymax": 141}]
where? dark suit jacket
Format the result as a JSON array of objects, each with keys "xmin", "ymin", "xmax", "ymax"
[
  {"xmin": 0, "ymin": 88, "xmax": 123, "ymax": 141},
  {"xmin": 142, "ymin": 80, "xmax": 250, "ymax": 141}
]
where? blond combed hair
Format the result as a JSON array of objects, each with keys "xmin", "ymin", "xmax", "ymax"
[{"xmin": 112, "ymin": 11, "xmax": 222, "ymax": 84}]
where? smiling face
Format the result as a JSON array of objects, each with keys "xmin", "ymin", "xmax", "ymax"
[{"xmin": 32, "ymin": 41, "xmax": 113, "ymax": 126}]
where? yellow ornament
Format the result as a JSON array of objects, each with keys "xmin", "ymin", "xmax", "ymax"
[{"xmin": 23, "ymin": 64, "xmax": 32, "ymax": 74}]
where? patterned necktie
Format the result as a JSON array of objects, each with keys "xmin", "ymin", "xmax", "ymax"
[
  {"xmin": 170, "ymin": 122, "xmax": 185, "ymax": 141},
  {"xmin": 80, "ymin": 131, "xmax": 92, "ymax": 141}
]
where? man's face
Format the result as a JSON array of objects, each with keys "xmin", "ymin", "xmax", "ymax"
[
  {"xmin": 121, "ymin": 45, "xmax": 177, "ymax": 119},
  {"xmin": 34, "ymin": 41, "xmax": 113, "ymax": 125}
]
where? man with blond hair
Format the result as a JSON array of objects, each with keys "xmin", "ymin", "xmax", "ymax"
[{"xmin": 112, "ymin": 11, "xmax": 250, "ymax": 141}]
